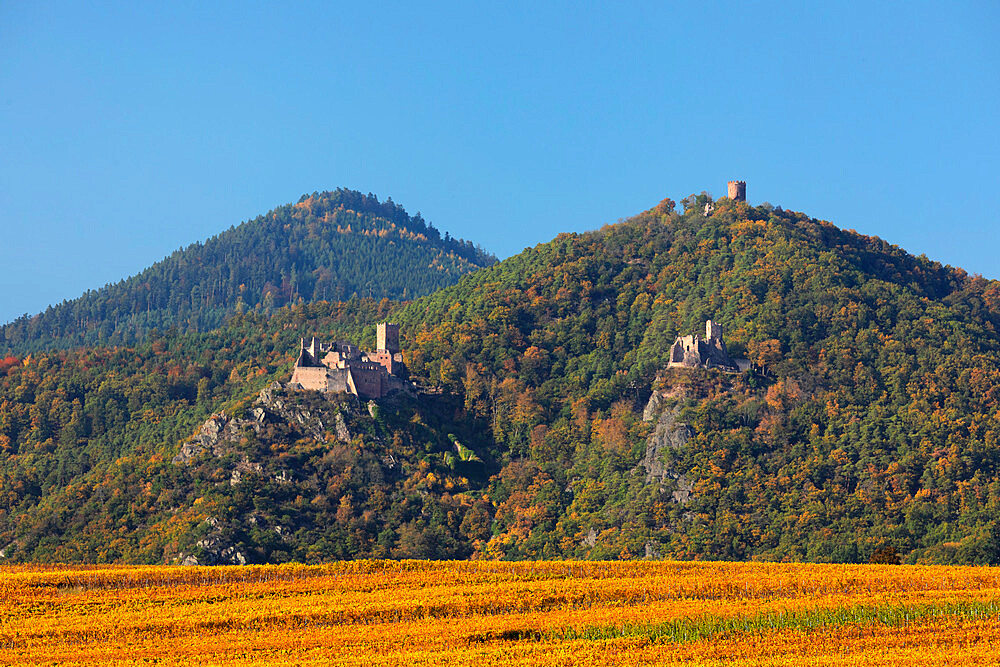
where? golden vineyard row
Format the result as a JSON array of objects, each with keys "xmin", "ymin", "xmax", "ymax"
[{"xmin": 5, "ymin": 560, "xmax": 1000, "ymax": 665}]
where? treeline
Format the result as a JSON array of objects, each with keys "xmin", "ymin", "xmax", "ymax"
[{"xmin": 0, "ymin": 189, "xmax": 495, "ymax": 354}]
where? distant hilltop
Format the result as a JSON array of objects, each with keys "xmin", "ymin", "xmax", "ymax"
[
  {"xmin": 704, "ymin": 180, "xmax": 747, "ymax": 215},
  {"xmin": 5, "ymin": 182, "xmax": 1000, "ymax": 567},
  {"xmin": 0, "ymin": 188, "xmax": 496, "ymax": 355}
]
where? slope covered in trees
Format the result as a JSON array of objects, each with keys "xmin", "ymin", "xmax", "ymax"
[
  {"xmin": 0, "ymin": 300, "xmax": 496, "ymax": 563},
  {"xmin": 394, "ymin": 195, "xmax": 1000, "ymax": 563},
  {"xmin": 0, "ymin": 189, "xmax": 495, "ymax": 354},
  {"xmin": 1, "ymin": 193, "xmax": 999, "ymax": 565}
]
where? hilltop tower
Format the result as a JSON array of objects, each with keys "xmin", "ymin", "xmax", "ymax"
[
  {"xmin": 727, "ymin": 180, "xmax": 746, "ymax": 202},
  {"xmin": 377, "ymin": 322, "xmax": 400, "ymax": 354}
]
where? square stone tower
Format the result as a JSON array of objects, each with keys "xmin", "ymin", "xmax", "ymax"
[{"xmin": 377, "ymin": 322, "xmax": 400, "ymax": 354}]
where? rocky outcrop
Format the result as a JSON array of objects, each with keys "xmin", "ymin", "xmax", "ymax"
[
  {"xmin": 195, "ymin": 535, "xmax": 247, "ymax": 566},
  {"xmin": 174, "ymin": 382, "xmax": 358, "ymax": 465},
  {"xmin": 258, "ymin": 381, "xmax": 334, "ymax": 441},
  {"xmin": 172, "ymin": 381, "xmax": 398, "ymax": 565},
  {"xmin": 643, "ymin": 390, "xmax": 665, "ymax": 422},
  {"xmin": 641, "ymin": 392, "xmax": 694, "ymax": 504},
  {"xmin": 178, "ymin": 516, "xmax": 251, "ymax": 566},
  {"xmin": 335, "ymin": 412, "xmax": 351, "ymax": 443},
  {"xmin": 173, "ymin": 412, "xmax": 261, "ymax": 464}
]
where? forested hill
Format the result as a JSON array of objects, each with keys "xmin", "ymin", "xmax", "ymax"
[
  {"xmin": 0, "ymin": 189, "xmax": 495, "ymax": 354},
  {"xmin": 3, "ymin": 192, "xmax": 1000, "ymax": 565},
  {"xmin": 392, "ymin": 195, "xmax": 1000, "ymax": 562}
]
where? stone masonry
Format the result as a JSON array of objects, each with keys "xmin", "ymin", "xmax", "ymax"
[
  {"xmin": 667, "ymin": 320, "xmax": 747, "ymax": 372},
  {"xmin": 289, "ymin": 323, "xmax": 406, "ymax": 399},
  {"xmin": 727, "ymin": 180, "xmax": 746, "ymax": 202}
]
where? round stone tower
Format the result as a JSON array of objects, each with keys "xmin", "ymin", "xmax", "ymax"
[{"xmin": 727, "ymin": 180, "xmax": 746, "ymax": 202}]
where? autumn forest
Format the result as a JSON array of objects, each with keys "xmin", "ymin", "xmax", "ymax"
[{"xmin": 2, "ymin": 189, "xmax": 1000, "ymax": 567}]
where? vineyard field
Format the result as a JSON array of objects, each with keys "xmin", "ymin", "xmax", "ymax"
[{"xmin": 5, "ymin": 560, "xmax": 1000, "ymax": 665}]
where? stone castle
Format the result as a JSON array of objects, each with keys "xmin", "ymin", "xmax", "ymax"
[
  {"xmin": 667, "ymin": 320, "xmax": 748, "ymax": 372},
  {"xmin": 727, "ymin": 180, "xmax": 746, "ymax": 202},
  {"xmin": 705, "ymin": 181, "xmax": 747, "ymax": 215},
  {"xmin": 289, "ymin": 323, "xmax": 407, "ymax": 399}
]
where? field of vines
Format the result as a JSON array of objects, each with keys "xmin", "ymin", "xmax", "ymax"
[{"xmin": 4, "ymin": 560, "xmax": 1000, "ymax": 665}]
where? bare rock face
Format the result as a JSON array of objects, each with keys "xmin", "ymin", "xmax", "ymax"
[
  {"xmin": 640, "ymin": 392, "xmax": 694, "ymax": 504},
  {"xmin": 173, "ymin": 412, "xmax": 262, "ymax": 464},
  {"xmin": 172, "ymin": 381, "xmax": 375, "ymax": 565},
  {"xmin": 193, "ymin": 527, "xmax": 248, "ymax": 566},
  {"xmin": 642, "ymin": 391, "xmax": 664, "ymax": 422},
  {"xmin": 258, "ymin": 381, "xmax": 330, "ymax": 440},
  {"xmin": 176, "ymin": 381, "xmax": 341, "ymax": 465},
  {"xmin": 335, "ymin": 412, "xmax": 351, "ymax": 443}
]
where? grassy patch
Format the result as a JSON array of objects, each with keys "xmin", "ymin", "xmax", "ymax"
[{"xmin": 469, "ymin": 600, "xmax": 1000, "ymax": 645}]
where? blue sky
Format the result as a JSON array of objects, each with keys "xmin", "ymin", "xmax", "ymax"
[{"xmin": 1, "ymin": 2, "xmax": 997, "ymax": 324}]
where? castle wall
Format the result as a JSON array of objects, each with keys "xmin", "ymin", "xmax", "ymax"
[
  {"xmin": 290, "ymin": 366, "xmax": 329, "ymax": 391},
  {"xmin": 369, "ymin": 350, "xmax": 396, "ymax": 375},
  {"xmin": 706, "ymin": 320, "xmax": 723, "ymax": 341},
  {"xmin": 348, "ymin": 365, "xmax": 385, "ymax": 399},
  {"xmin": 327, "ymin": 368, "xmax": 350, "ymax": 393},
  {"xmin": 667, "ymin": 320, "xmax": 741, "ymax": 372},
  {"xmin": 291, "ymin": 329, "xmax": 407, "ymax": 400}
]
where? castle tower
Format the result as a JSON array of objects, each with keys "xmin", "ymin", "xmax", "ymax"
[
  {"xmin": 706, "ymin": 320, "xmax": 723, "ymax": 342},
  {"xmin": 727, "ymin": 180, "xmax": 746, "ymax": 202},
  {"xmin": 377, "ymin": 322, "xmax": 400, "ymax": 354}
]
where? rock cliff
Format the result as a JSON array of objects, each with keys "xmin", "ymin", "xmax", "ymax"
[{"xmin": 641, "ymin": 391, "xmax": 694, "ymax": 504}]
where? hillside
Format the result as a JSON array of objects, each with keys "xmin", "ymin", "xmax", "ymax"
[
  {"xmin": 2, "ymin": 193, "xmax": 1000, "ymax": 565},
  {"xmin": 394, "ymin": 195, "xmax": 1000, "ymax": 562},
  {"xmin": 0, "ymin": 189, "xmax": 495, "ymax": 354}
]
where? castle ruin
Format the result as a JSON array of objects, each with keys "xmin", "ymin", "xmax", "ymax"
[
  {"xmin": 727, "ymin": 180, "xmax": 746, "ymax": 202},
  {"xmin": 289, "ymin": 323, "xmax": 407, "ymax": 399},
  {"xmin": 667, "ymin": 320, "xmax": 748, "ymax": 372}
]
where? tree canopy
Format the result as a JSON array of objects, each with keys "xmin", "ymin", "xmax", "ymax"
[{"xmin": 2, "ymin": 195, "xmax": 999, "ymax": 565}]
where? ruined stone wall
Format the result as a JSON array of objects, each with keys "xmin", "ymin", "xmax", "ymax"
[
  {"xmin": 290, "ymin": 366, "xmax": 329, "ymax": 391},
  {"xmin": 666, "ymin": 321, "xmax": 741, "ymax": 372},
  {"xmin": 327, "ymin": 368, "xmax": 350, "ymax": 393},
  {"xmin": 668, "ymin": 334, "xmax": 701, "ymax": 368},
  {"xmin": 348, "ymin": 365, "xmax": 385, "ymax": 399},
  {"xmin": 369, "ymin": 350, "xmax": 396, "ymax": 375},
  {"xmin": 706, "ymin": 320, "xmax": 723, "ymax": 342},
  {"xmin": 292, "ymin": 329, "xmax": 406, "ymax": 399}
]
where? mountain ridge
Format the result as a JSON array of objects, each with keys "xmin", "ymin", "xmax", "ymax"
[
  {"xmin": 2, "ymin": 192, "xmax": 1000, "ymax": 564},
  {"xmin": 1, "ymin": 188, "xmax": 495, "ymax": 354}
]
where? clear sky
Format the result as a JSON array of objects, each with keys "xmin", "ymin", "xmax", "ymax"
[{"xmin": 1, "ymin": 2, "xmax": 998, "ymax": 325}]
